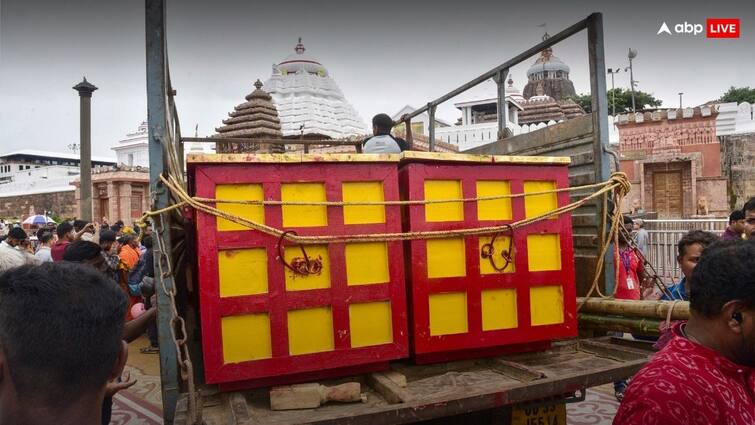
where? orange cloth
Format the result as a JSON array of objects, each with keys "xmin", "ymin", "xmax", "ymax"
[{"xmin": 119, "ymin": 244, "xmax": 141, "ymax": 269}]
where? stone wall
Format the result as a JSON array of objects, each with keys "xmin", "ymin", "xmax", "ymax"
[
  {"xmin": 720, "ymin": 132, "xmax": 755, "ymax": 209},
  {"xmin": 0, "ymin": 190, "xmax": 76, "ymax": 219}
]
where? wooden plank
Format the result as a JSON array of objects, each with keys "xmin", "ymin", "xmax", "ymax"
[
  {"xmin": 367, "ymin": 372, "xmax": 413, "ymax": 404},
  {"xmin": 229, "ymin": 392, "xmax": 250, "ymax": 423},
  {"xmin": 187, "ymin": 152, "xmax": 401, "ymax": 164},
  {"xmin": 383, "ymin": 370, "xmax": 408, "ymax": 388},
  {"xmin": 487, "ymin": 358, "xmax": 547, "ymax": 382},
  {"xmin": 578, "ymin": 339, "xmax": 653, "ymax": 362}
]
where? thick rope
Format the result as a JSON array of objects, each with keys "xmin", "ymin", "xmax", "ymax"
[
  {"xmin": 192, "ymin": 181, "xmax": 608, "ymax": 207},
  {"xmin": 140, "ymin": 173, "xmax": 630, "ymax": 247}
]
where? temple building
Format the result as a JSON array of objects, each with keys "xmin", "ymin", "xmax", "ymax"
[
  {"xmin": 522, "ymin": 34, "xmax": 577, "ymax": 101},
  {"xmin": 214, "ymin": 80, "xmax": 284, "ymax": 153},
  {"xmin": 264, "ymin": 38, "xmax": 368, "ymax": 139}
]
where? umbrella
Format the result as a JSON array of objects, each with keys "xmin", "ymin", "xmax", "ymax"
[{"xmin": 22, "ymin": 215, "xmax": 57, "ymax": 226}]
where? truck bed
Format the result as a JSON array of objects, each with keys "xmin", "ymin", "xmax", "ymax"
[{"xmin": 175, "ymin": 337, "xmax": 653, "ymax": 425}]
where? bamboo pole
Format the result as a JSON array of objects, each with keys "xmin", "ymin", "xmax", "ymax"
[
  {"xmin": 579, "ymin": 314, "xmax": 662, "ymax": 336},
  {"xmin": 577, "ymin": 297, "xmax": 689, "ymax": 320}
]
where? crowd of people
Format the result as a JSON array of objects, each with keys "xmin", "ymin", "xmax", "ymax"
[
  {"xmin": 0, "ymin": 217, "xmax": 158, "ymax": 425},
  {"xmin": 613, "ymin": 197, "xmax": 755, "ymax": 424}
]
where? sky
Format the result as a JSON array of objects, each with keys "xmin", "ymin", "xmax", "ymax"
[{"xmin": 1, "ymin": 0, "xmax": 753, "ymax": 157}]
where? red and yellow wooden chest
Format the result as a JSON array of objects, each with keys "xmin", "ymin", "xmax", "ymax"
[
  {"xmin": 189, "ymin": 153, "xmax": 409, "ymax": 387},
  {"xmin": 399, "ymin": 152, "xmax": 577, "ymax": 362}
]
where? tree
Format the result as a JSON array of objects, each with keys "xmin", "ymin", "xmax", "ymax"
[
  {"xmin": 718, "ymin": 86, "xmax": 755, "ymax": 104},
  {"xmin": 567, "ymin": 88, "xmax": 662, "ymax": 114}
]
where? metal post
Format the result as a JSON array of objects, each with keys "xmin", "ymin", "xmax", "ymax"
[
  {"xmin": 627, "ymin": 49, "xmax": 637, "ymax": 113},
  {"xmin": 73, "ymin": 78, "xmax": 97, "ymax": 222},
  {"xmin": 587, "ymin": 13, "xmax": 616, "ymax": 295},
  {"xmin": 494, "ymin": 69, "xmax": 509, "ymax": 140},
  {"xmin": 146, "ymin": 0, "xmax": 180, "ymax": 422},
  {"xmin": 427, "ymin": 103, "xmax": 436, "ymax": 152},
  {"xmin": 678, "ymin": 92, "xmax": 683, "ymax": 109}
]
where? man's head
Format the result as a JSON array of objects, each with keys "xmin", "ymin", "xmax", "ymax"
[
  {"xmin": 372, "ymin": 113, "xmax": 393, "ymax": 136},
  {"xmin": 37, "ymin": 231, "xmax": 53, "ymax": 247},
  {"xmin": 141, "ymin": 235, "xmax": 153, "ymax": 250},
  {"xmin": 742, "ymin": 198, "xmax": 755, "ymax": 240},
  {"xmin": 633, "ymin": 218, "xmax": 644, "ymax": 231},
  {"xmin": 99, "ymin": 230, "xmax": 117, "ymax": 252},
  {"xmin": 63, "ymin": 240, "xmax": 107, "ymax": 274},
  {"xmin": 5, "ymin": 228, "xmax": 27, "ymax": 248},
  {"xmin": 689, "ymin": 240, "xmax": 755, "ymax": 366},
  {"xmin": 676, "ymin": 230, "xmax": 719, "ymax": 281},
  {"xmin": 0, "ymin": 263, "xmax": 127, "ymax": 417},
  {"xmin": 56, "ymin": 222, "xmax": 74, "ymax": 242},
  {"xmin": 619, "ymin": 215, "xmax": 633, "ymax": 247},
  {"xmin": 729, "ymin": 210, "xmax": 746, "ymax": 235}
]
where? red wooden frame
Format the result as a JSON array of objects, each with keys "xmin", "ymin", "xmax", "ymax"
[
  {"xmin": 192, "ymin": 162, "xmax": 409, "ymax": 385},
  {"xmin": 399, "ymin": 162, "xmax": 577, "ymax": 360}
]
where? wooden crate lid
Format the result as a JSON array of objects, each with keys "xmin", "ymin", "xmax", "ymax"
[
  {"xmin": 399, "ymin": 151, "xmax": 571, "ymax": 165},
  {"xmin": 187, "ymin": 152, "xmax": 401, "ymax": 164}
]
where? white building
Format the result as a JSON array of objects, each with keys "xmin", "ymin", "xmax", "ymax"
[
  {"xmin": 112, "ymin": 121, "xmax": 214, "ymax": 168},
  {"xmin": 112, "ymin": 121, "xmax": 149, "ymax": 167},
  {"xmin": 264, "ymin": 39, "xmax": 369, "ymax": 139},
  {"xmin": 0, "ymin": 150, "xmax": 116, "ymax": 196}
]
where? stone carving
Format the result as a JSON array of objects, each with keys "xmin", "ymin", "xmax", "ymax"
[{"xmin": 697, "ymin": 196, "xmax": 709, "ymax": 216}]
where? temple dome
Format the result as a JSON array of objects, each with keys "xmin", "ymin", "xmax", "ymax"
[
  {"xmin": 526, "ymin": 51, "xmax": 570, "ymax": 77},
  {"xmin": 214, "ymin": 79, "xmax": 284, "ymax": 153},
  {"xmin": 265, "ymin": 39, "xmax": 368, "ymax": 139},
  {"xmin": 276, "ymin": 38, "xmax": 329, "ymax": 77}
]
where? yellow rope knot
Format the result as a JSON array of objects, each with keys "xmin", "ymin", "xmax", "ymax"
[{"xmin": 609, "ymin": 172, "xmax": 631, "ymax": 198}]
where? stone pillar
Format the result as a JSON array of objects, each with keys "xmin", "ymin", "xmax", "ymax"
[
  {"xmin": 118, "ymin": 182, "xmax": 132, "ymax": 224},
  {"xmin": 73, "ymin": 77, "xmax": 98, "ymax": 222}
]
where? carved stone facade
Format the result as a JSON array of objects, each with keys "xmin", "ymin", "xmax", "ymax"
[
  {"xmin": 617, "ymin": 107, "xmax": 728, "ymax": 218},
  {"xmin": 720, "ymin": 132, "xmax": 755, "ymax": 210},
  {"xmin": 73, "ymin": 167, "xmax": 150, "ymax": 224}
]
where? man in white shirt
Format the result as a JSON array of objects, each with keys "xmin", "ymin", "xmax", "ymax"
[
  {"xmin": 0, "ymin": 227, "xmax": 35, "ymax": 272},
  {"xmin": 363, "ymin": 114, "xmax": 410, "ymax": 154},
  {"xmin": 34, "ymin": 230, "xmax": 54, "ymax": 263}
]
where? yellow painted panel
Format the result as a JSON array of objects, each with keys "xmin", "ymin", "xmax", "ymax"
[
  {"xmin": 424, "ymin": 180, "xmax": 464, "ymax": 222},
  {"xmin": 427, "ymin": 238, "xmax": 467, "ymax": 278},
  {"xmin": 476, "ymin": 180, "xmax": 512, "ymax": 221},
  {"xmin": 288, "ymin": 307, "xmax": 334, "ymax": 355},
  {"xmin": 342, "ymin": 181, "xmax": 385, "ymax": 224},
  {"xmin": 481, "ymin": 289, "xmax": 518, "ymax": 331},
  {"xmin": 478, "ymin": 236, "xmax": 515, "ymax": 274},
  {"xmin": 524, "ymin": 181, "xmax": 558, "ymax": 219},
  {"xmin": 349, "ymin": 301, "xmax": 393, "ymax": 348},
  {"xmin": 222, "ymin": 313, "xmax": 272, "ymax": 363},
  {"xmin": 218, "ymin": 248, "xmax": 268, "ymax": 297},
  {"xmin": 284, "ymin": 245, "xmax": 331, "ymax": 291},
  {"xmin": 530, "ymin": 285, "xmax": 564, "ymax": 326},
  {"xmin": 281, "ymin": 182, "xmax": 328, "ymax": 227},
  {"xmin": 345, "ymin": 242, "xmax": 389, "ymax": 286},
  {"xmin": 216, "ymin": 184, "xmax": 264, "ymax": 231},
  {"xmin": 429, "ymin": 292, "xmax": 468, "ymax": 336},
  {"xmin": 527, "ymin": 234, "xmax": 562, "ymax": 271}
]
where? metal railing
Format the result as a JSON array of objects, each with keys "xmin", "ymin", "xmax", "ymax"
[{"xmin": 643, "ymin": 219, "xmax": 727, "ymax": 283}]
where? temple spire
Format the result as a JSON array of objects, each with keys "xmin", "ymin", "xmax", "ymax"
[{"xmin": 295, "ymin": 37, "xmax": 305, "ymax": 54}]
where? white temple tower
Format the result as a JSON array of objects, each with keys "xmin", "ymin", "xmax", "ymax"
[{"xmin": 264, "ymin": 38, "xmax": 368, "ymax": 139}]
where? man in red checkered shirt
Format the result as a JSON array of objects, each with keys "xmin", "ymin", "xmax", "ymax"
[{"xmin": 614, "ymin": 240, "xmax": 755, "ymax": 425}]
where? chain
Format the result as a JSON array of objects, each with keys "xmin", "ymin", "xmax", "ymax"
[{"xmin": 152, "ymin": 211, "xmax": 202, "ymax": 423}]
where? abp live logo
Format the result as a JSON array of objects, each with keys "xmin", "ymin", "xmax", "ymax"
[
  {"xmin": 657, "ymin": 18, "xmax": 740, "ymax": 38},
  {"xmin": 706, "ymin": 18, "xmax": 740, "ymax": 38}
]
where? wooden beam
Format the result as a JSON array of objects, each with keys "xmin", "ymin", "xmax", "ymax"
[
  {"xmin": 368, "ymin": 372, "xmax": 413, "ymax": 404},
  {"xmin": 577, "ymin": 298, "xmax": 689, "ymax": 320}
]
